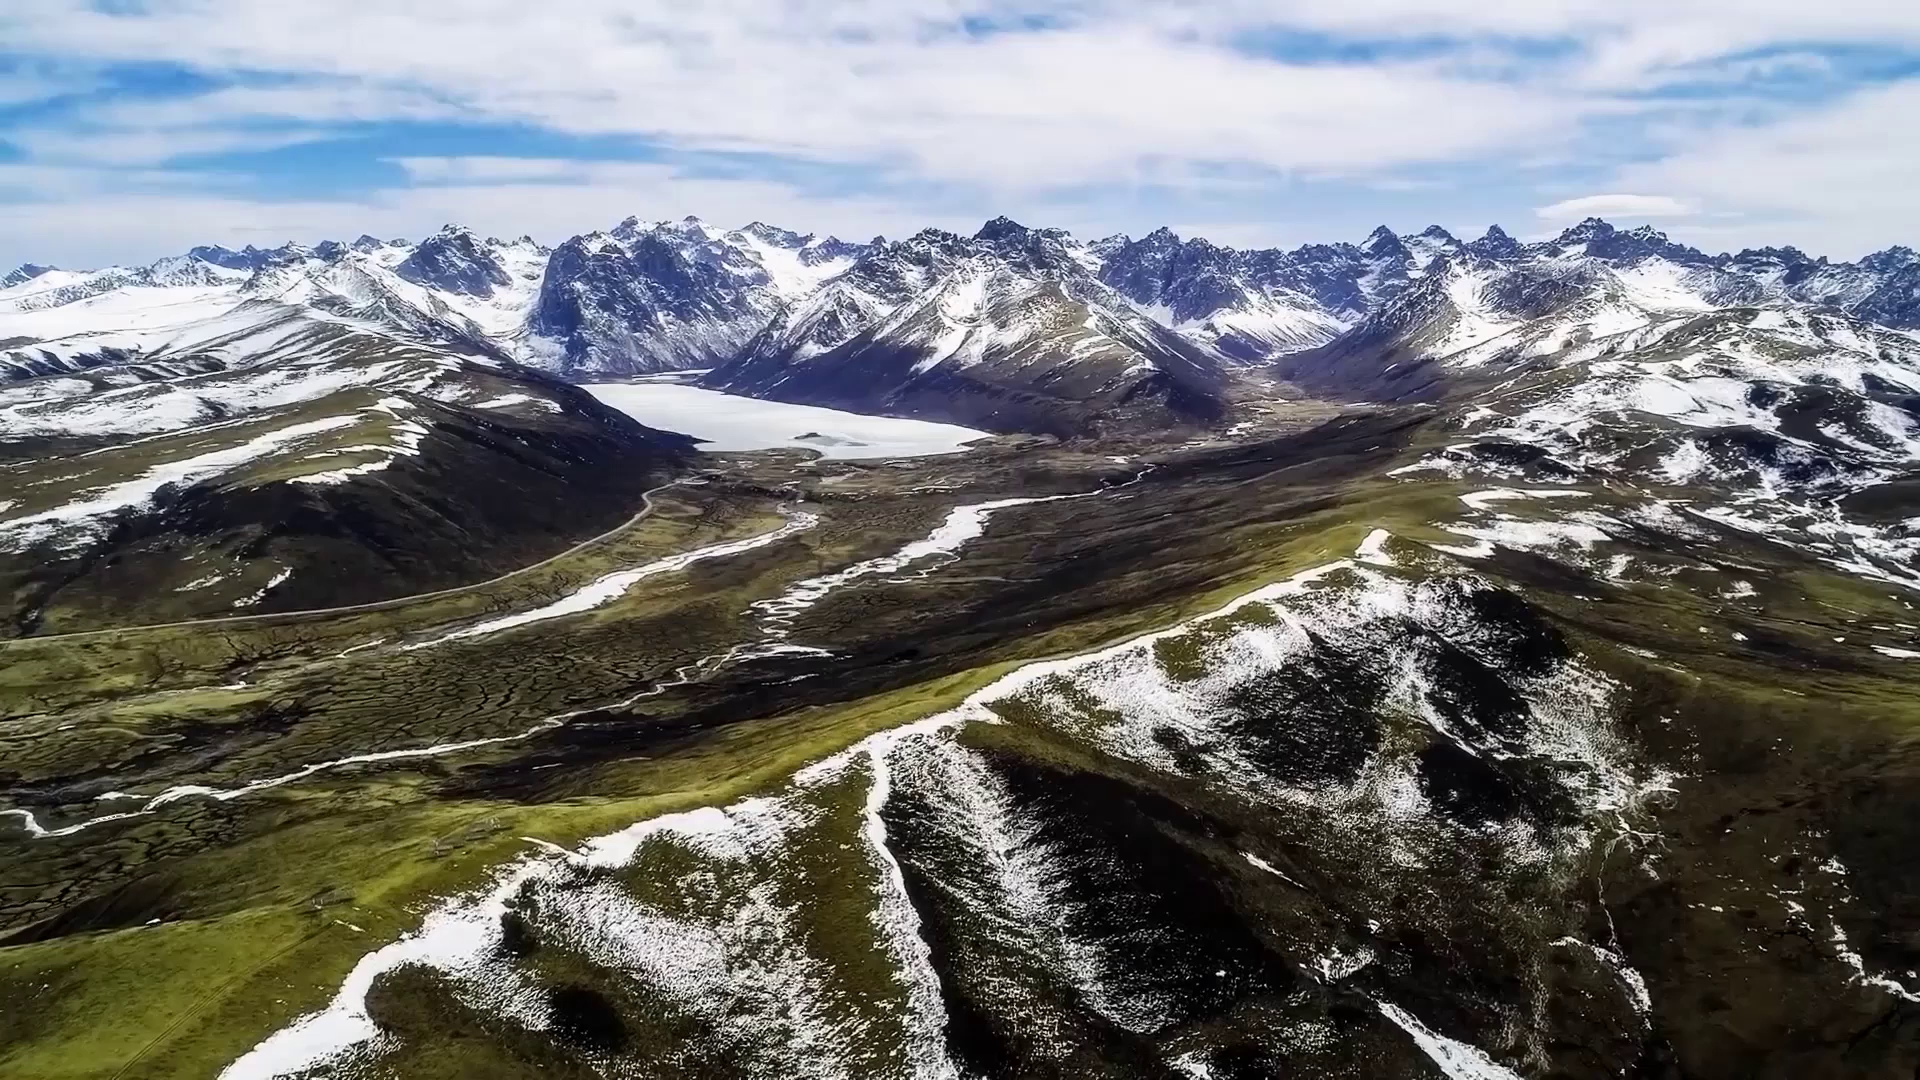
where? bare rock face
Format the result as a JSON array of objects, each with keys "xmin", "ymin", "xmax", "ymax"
[{"xmin": 395, "ymin": 225, "xmax": 513, "ymax": 297}]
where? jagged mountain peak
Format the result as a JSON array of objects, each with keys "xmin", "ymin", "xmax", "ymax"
[
  {"xmin": 1402, "ymin": 225, "xmax": 1465, "ymax": 269},
  {"xmin": 705, "ymin": 245, "xmax": 1226, "ymax": 435},
  {"xmin": 609, "ymin": 215, "xmax": 661, "ymax": 242},
  {"xmin": 1468, "ymin": 225, "xmax": 1523, "ymax": 260},
  {"xmin": 1733, "ymin": 244, "xmax": 1813, "ymax": 262},
  {"xmin": 17, "ymin": 210, "xmax": 1920, "ymax": 410},
  {"xmin": 1548, "ymin": 217, "xmax": 1637, "ymax": 253},
  {"xmin": 1542, "ymin": 217, "xmax": 1709, "ymax": 266},
  {"xmin": 1362, "ymin": 225, "xmax": 1404, "ymax": 251},
  {"xmin": 396, "ymin": 226, "xmax": 512, "ymax": 298},
  {"xmin": 659, "ymin": 215, "xmax": 715, "ymax": 239},
  {"xmin": 2, "ymin": 264, "xmax": 56, "ymax": 289},
  {"xmin": 186, "ymin": 241, "xmax": 320, "ymax": 273},
  {"xmin": 800, "ymin": 236, "xmax": 868, "ymax": 264},
  {"xmin": 740, "ymin": 221, "xmax": 810, "ymax": 249},
  {"xmin": 527, "ymin": 214, "xmax": 844, "ymax": 374},
  {"xmin": 969, "ymin": 218, "xmax": 1088, "ymax": 279},
  {"xmin": 1861, "ymin": 245, "xmax": 1920, "ymax": 272},
  {"xmin": 972, "ymin": 215, "xmax": 1034, "ymax": 243},
  {"xmin": 899, "ymin": 227, "xmax": 966, "ymax": 249},
  {"xmin": 1556, "ymin": 216, "xmax": 1616, "ymax": 243}
]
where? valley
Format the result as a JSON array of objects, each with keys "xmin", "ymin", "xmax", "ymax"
[{"xmin": 4, "ymin": 213, "xmax": 1920, "ymax": 1078}]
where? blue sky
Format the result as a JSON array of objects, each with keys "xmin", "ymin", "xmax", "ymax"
[{"xmin": 3, "ymin": 2, "xmax": 1920, "ymax": 267}]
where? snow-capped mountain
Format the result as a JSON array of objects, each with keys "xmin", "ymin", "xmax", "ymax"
[
  {"xmin": 0, "ymin": 226, "xmax": 546, "ymax": 381},
  {"xmin": 1095, "ymin": 228, "xmax": 1348, "ymax": 359},
  {"xmin": 704, "ymin": 218, "xmax": 1225, "ymax": 434},
  {"xmin": 1277, "ymin": 218, "xmax": 1920, "ymax": 400},
  {"xmin": 394, "ymin": 226, "xmax": 518, "ymax": 297},
  {"xmin": 0, "ymin": 227, "xmax": 698, "ymax": 630},
  {"xmin": 525, "ymin": 217, "xmax": 867, "ymax": 374},
  {"xmin": 8, "ymin": 212, "xmax": 1920, "ymax": 438}
]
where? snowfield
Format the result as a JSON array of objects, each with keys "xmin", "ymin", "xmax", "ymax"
[{"xmin": 581, "ymin": 381, "xmax": 990, "ymax": 459}]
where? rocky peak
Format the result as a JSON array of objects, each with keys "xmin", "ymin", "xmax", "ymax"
[
  {"xmin": 813, "ymin": 235, "xmax": 855, "ymax": 254},
  {"xmin": 1138, "ymin": 226, "xmax": 1182, "ymax": 249},
  {"xmin": 660, "ymin": 215, "xmax": 714, "ymax": 239},
  {"xmin": 741, "ymin": 222, "xmax": 809, "ymax": 249},
  {"xmin": 1467, "ymin": 225, "xmax": 1522, "ymax": 260},
  {"xmin": 1087, "ymin": 234, "xmax": 1131, "ymax": 262},
  {"xmin": 609, "ymin": 216, "xmax": 654, "ymax": 242},
  {"xmin": 1362, "ymin": 226, "xmax": 1408, "ymax": 257},
  {"xmin": 881, "ymin": 229, "xmax": 972, "ymax": 275},
  {"xmin": 185, "ymin": 245, "xmax": 251, "ymax": 271},
  {"xmin": 1100, "ymin": 229, "xmax": 1198, "ymax": 310},
  {"xmin": 972, "ymin": 216, "xmax": 1036, "ymax": 245},
  {"xmin": 1548, "ymin": 218, "xmax": 1706, "ymax": 265},
  {"xmin": 801, "ymin": 237, "xmax": 869, "ymax": 265},
  {"xmin": 1555, "ymin": 217, "xmax": 1615, "ymax": 246},
  {"xmin": 395, "ymin": 224, "xmax": 511, "ymax": 297},
  {"xmin": 186, "ymin": 243, "xmax": 309, "ymax": 273},
  {"xmin": 1730, "ymin": 245, "xmax": 1817, "ymax": 270},
  {"xmin": 1232, "ymin": 241, "xmax": 1369, "ymax": 318},
  {"xmin": 1844, "ymin": 251, "xmax": 1920, "ymax": 329},
  {"xmin": 1402, "ymin": 225, "xmax": 1465, "ymax": 269},
  {"xmin": 2, "ymin": 264, "xmax": 56, "ymax": 289},
  {"xmin": 970, "ymin": 217, "xmax": 1083, "ymax": 277},
  {"xmin": 1860, "ymin": 246, "xmax": 1920, "ymax": 274}
]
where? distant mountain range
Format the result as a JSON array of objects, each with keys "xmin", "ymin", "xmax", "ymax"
[
  {"xmin": 11, "ymin": 210, "xmax": 1920, "ymax": 591},
  {"xmin": 8, "ymin": 214, "xmax": 1917, "ymax": 437}
]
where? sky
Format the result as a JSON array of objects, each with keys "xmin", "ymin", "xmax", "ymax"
[{"xmin": 4, "ymin": 1, "xmax": 1920, "ymax": 268}]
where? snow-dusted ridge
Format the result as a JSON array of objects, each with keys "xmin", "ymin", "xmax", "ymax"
[
  {"xmin": 220, "ymin": 564, "xmax": 1356, "ymax": 1079},
  {"xmin": 10, "ymin": 215, "xmax": 1920, "ymax": 417},
  {"xmin": 217, "ymin": 540, "xmax": 1667, "ymax": 1078}
]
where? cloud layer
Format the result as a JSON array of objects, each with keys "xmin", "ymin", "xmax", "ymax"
[{"xmin": 2, "ymin": 1, "xmax": 1918, "ymax": 264}]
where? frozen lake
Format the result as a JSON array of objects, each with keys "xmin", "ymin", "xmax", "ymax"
[{"xmin": 581, "ymin": 382, "xmax": 990, "ymax": 460}]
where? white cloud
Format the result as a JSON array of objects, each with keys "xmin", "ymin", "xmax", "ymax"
[
  {"xmin": 0, "ymin": 3, "xmax": 1596, "ymax": 191},
  {"xmin": 1616, "ymin": 80, "xmax": 1920, "ymax": 257},
  {"xmin": 0, "ymin": 163, "xmax": 976, "ymax": 269},
  {"xmin": 3, "ymin": 2, "xmax": 1920, "ymax": 262},
  {"xmin": 9, "ymin": 127, "xmax": 331, "ymax": 166},
  {"xmin": 392, "ymin": 157, "xmax": 590, "ymax": 185},
  {"xmin": 1535, "ymin": 194, "xmax": 1696, "ymax": 221},
  {"xmin": 8, "ymin": 81, "xmax": 467, "ymax": 165}
]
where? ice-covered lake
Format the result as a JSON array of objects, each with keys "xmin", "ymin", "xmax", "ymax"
[{"xmin": 581, "ymin": 381, "xmax": 990, "ymax": 460}]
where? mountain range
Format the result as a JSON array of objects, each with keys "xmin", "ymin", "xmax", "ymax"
[
  {"xmin": 9, "ymin": 215, "xmax": 1918, "ymax": 435},
  {"xmin": 6, "ymin": 211, "xmax": 1920, "ymax": 624}
]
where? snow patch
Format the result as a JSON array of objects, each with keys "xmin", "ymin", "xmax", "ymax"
[{"xmin": 583, "ymin": 383, "xmax": 988, "ymax": 460}]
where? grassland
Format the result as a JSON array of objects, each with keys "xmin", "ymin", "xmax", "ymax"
[{"xmin": 6, "ymin": 405, "xmax": 1920, "ymax": 1076}]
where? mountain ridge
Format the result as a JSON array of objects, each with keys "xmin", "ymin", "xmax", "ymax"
[{"xmin": 7, "ymin": 214, "xmax": 1920, "ymax": 436}]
